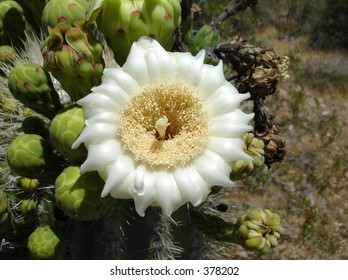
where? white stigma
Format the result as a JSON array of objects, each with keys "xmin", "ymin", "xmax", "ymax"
[{"xmin": 155, "ymin": 116, "xmax": 169, "ymax": 140}]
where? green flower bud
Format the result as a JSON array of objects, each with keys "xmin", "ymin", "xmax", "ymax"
[
  {"xmin": 8, "ymin": 63, "xmax": 63, "ymax": 119},
  {"xmin": 50, "ymin": 105, "xmax": 87, "ymax": 163},
  {"xmin": 21, "ymin": 199, "xmax": 37, "ymax": 215},
  {"xmin": 27, "ymin": 226, "xmax": 62, "ymax": 259},
  {"xmin": 98, "ymin": 0, "xmax": 181, "ymax": 65},
  {"xmin": 55, "ymin": 166, "xmax": 115, "ymax": 221},
  {"xmin": 186, "ymin": 24, "xmax": 220, "ymax": 56},
  {"xmin": 0, "ymin": 45, "xmax": 15, "ymax": 65},
  {"xmin": 20, "ymin": 177, "xmax": 40, "ymax": 192},
  {"xmin": 230, "ymin": 133, "xmax": 266, "ymax": 180},
  {"xmin": 234, "ymin": 208, "xmax": 283, "ymax": 254},
  {"xmin": 41, "ymin": 23, "xmax": 105, "ymax": 101},
  {"xmin": 42, "ymin": 0, "xmax": 89, "ymax": 29},
  {"xmin": 7, "ymin": 134, "xmax": 48, "ymax": 179}
]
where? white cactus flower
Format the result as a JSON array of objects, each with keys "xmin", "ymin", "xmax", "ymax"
[{"xmin": 73, "ymin": 37, "xmax": 253, "ymax": 216}]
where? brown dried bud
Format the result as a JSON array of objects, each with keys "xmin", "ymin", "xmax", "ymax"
[{"xmin": 216, "ymin": 43, "xmax": 289, "ymax": 99}]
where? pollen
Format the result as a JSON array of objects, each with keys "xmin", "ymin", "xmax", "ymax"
[{"xmin": 119, "ymin": 82, "xmax": 209, "ymax": 168}]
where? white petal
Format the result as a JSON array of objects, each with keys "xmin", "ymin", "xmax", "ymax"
[
  {"xmin": 210, "ymin": 123, "xmax": 253, "ymax": 138},
  {"xmin": 146, "ymin": 51, "xmax": 176, "ymax": 83},
  {"xmin": 110, "ymin": 171, "xmax": 135, "ymax": 199},
  {"xmin": 155, "ymin": 171, "xmax": 182, "ymax": 216},
  {"xmin": 194, "ymin": 149, "xmax": 234, "ymax": 187},
  {"xmin": 93, "ymin": 83, "xmax": 130, "ymax": 107},
  {"xmin": 122, "ymin": 41, "xmax": 151, "ymax": 86},
  {"xmin": 84, "ymin": 112, "xmax": 119, "ymax": 126},
  {"xmin": 207, "ymin": 136, "xmax": 252, "ymax": 162},
  {"xmin": 77, "ymin": 92, "xmax": 120, "ymax": 111},
  {"xmin": 134, "ymin": 164, "xmax": 146, "ymax": 195},
  {"xmin": 198, "ymin": 61, "xmax": 226, "ymax": 99},
  {"xmin": 173, "ymin": 50, "xmax": 205, "ymax": 86},
  {"xmin": 102, "ymin": 154, "xmax": 135, "ymax": 198},
  {"xmin": 80, "ymin": 139, "xmax": 122, "ymax": 173},
  {"xmin": 102, "ymin": 68, "xmax": 140, "ymax": 95},
  {"xmin": 211, "ymin": 109, "xmax": 254, "ymax": 125},
  {"xmin": 133, "ymin": 169, "xmax": 156, "ymax": 217},
  {"xmin": 173, "ymin": 167, "xmax": 207, "ymax": 206},
  {"xmin": 80, "ymin": 106, "xmax": 110, "ymax": 120},
  {"xmin": 72, "ymin": 123, "xmax": 117, "ymax": 148},
  {"xmin": 206, "ymin": 84, "xmax": 250, "ymax": 116}
]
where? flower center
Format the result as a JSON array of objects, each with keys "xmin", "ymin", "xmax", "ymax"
[{"xmin": 119, "ymin": 82, "xmax": 208, "ymax": 168}]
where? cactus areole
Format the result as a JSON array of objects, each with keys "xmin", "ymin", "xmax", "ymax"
[{"xmin": 73, "ymin": 38, "xmax": 254, "ymax": 217}]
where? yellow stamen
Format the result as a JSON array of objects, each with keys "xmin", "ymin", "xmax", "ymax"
[{"xmin": 119, "ymin": 82, "xmax": 208, "ymax": 168}]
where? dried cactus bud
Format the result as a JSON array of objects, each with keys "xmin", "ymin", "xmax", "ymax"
[
  {"xmin": 21, "ymin": 199, "xmax": 37, "ymax": 215},
  {"xmin": 20, "ymin": 177, "xmax": 40, "ymax": 192},
  {"xmin": 230, "ymin": 133, "xmax": 265, "ymax": 180},
  {"xmin": 0, "ymin": 0, "xmax": 26, "ymax": 49},
  {"xmin": 27, "ymin": 225, "xmax": 62, "ymax": 259},
  {"xmin": 98, "ymin": 0, "xmax": 182, "ymax": 65},
  {"xmin": 50, "ymin": 105, "xmax": 87, "ymax": 163},
  {"xmin": 234, "ymin": 208, "xmax": 283, "ymax": 254},
  {"xmin": 7, "ymin": 134, "xmax": 48, "ymax": 179},
  {"xmin": 8, "ymin": 63, "xmax": 63, "ymax": 119},
  {"xmin": 22, "ymin": 116, "xmax": 50, "ymax": 139},
  {"xmin": 55, "ymin": 166, "xmax": 114, "ymax": 221},
  {"xmin": 41, "ymin": 23, "xmax": 104, "ymax": 101},
  {"xmin": 42, "ymin": 0, "xmax": 89, "ymax": 29}
]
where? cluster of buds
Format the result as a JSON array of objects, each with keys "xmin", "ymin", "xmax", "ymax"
[
  {"xmin": 230, "ymin": 133, "xmax": 265, "ymax": 180},
  {"xmin": 41, "ymin": 22, "xmax": 105, "ymax": 102},
  {"xmin": 234, "ymin": 208, "xmax": 283, "ymax": 254}
]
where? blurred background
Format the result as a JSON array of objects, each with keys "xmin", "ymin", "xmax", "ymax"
[{"xmin": 201, "ymin": 0, "xmax": 348, "ymax": 259}]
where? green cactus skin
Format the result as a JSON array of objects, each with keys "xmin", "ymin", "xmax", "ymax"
[
  {"xmin": 190, "ymin": 208, "xmax": 235, "ymax": 242},
  {"xmin": 98, "ymin": 0, "xmax": 182, "ymax": 65},
  {"xmin": 0, "ymin": 192, "xmax": 8, "ymax": 216},
  {"xmin": 41, "ymin": 23, "xmax": 105, "ymax": 101},
  {"xmin": 41, "ymin": 0, "xmax": 89, "ymax": 29},
  {"xmin": 22, "ymin": 116, "xmax": 50, "ymax": 139},
  {"xmin": 230, "ymin": 133, "xmax": 266, "ymax": 180},
  {"xmin": 234, "ymin": 208, "xmax": 283, "ymax": 254},
  {"xmin": 55, "ymin": 166, "xmax": 115, "ymax": 221},
  {"xmin": 50, "ymin": 105, "xmax": 87, "ymax": 163},
  {"xmin": 27, "ymin": 225, "xmax": 62, "ymax": 259},
  {"xmin": 8, "ymin": 63, "xmax": 63, "ymax": 119},
  {"xmin": 7, "ymin": 134, "xmax": 48, "ymax": 179},
  {"xmin": 0, "ymin": 1, "xmax": 26, "ymax": 49},
  {"xmin": 14, "ymin": 0, "xmax": 48, "ymax": 35},
  {"xmin": 0, "ymin": 192, "xmax": 11, "ymax": 231}
]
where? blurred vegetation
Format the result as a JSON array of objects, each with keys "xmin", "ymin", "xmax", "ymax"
[
  {"xmin": 200, "ymin": 0, "xmax": 348, "ymax": 259},
  {"xmin": 200, "ymin": 0, "xmax": 348, "ymax": 50}
]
